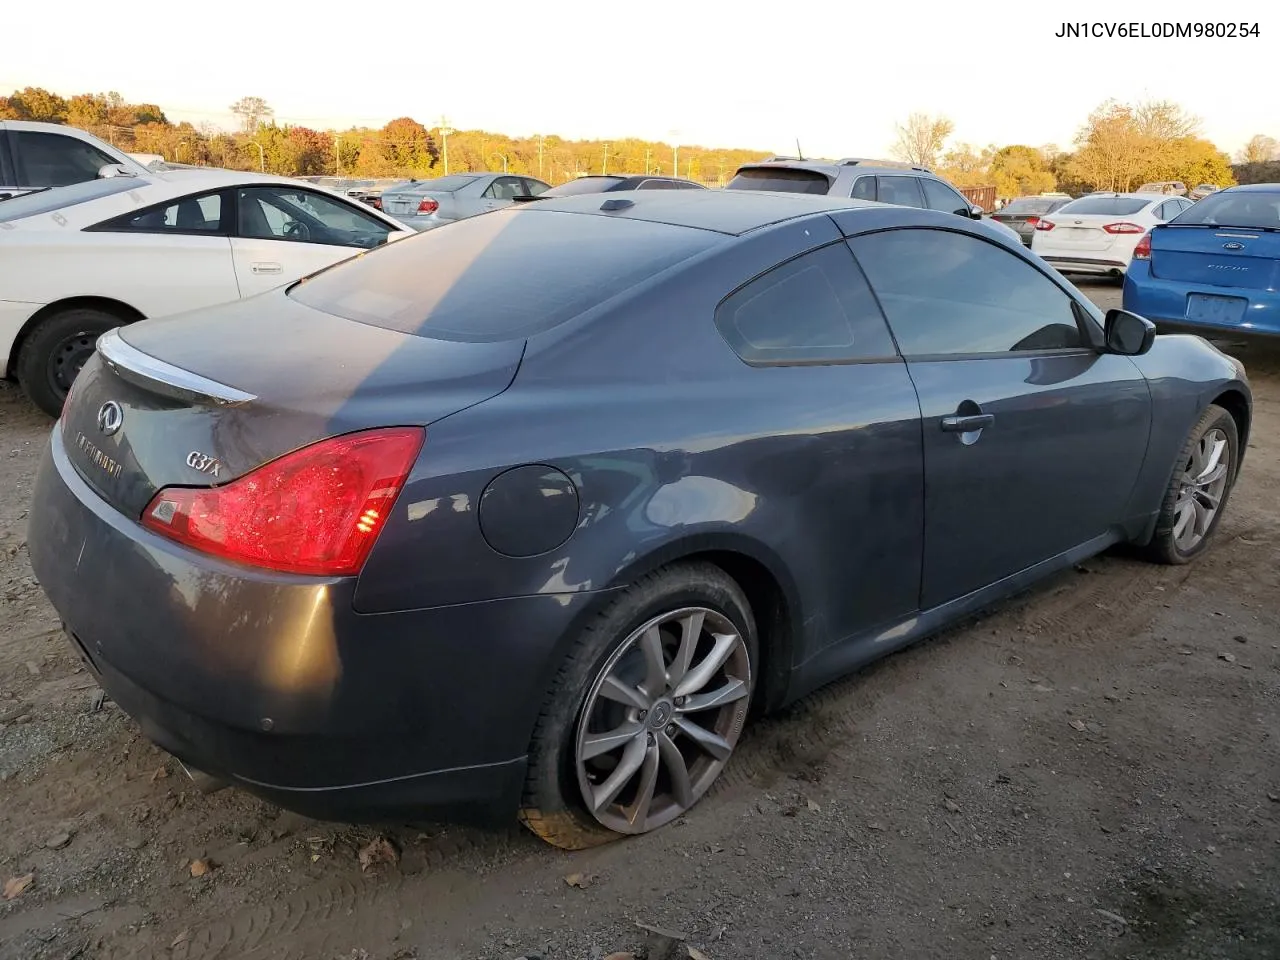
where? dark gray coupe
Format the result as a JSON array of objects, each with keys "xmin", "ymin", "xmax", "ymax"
[{"xmin": 27, "ymin": 189, "xmax": 1251, "ymax": 848}]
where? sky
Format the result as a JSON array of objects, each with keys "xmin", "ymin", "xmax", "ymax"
[{"xmin": 3, "ymin": 0, "xmax": 1275, "ymax": 158}]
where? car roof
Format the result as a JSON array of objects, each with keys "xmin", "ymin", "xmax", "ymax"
[
  {"xmin": 734, "ymin": 157, "xmax": 934, "ymax": 176},
  {"xmin": 1221, "ymin": 182, "xmax": 1280, "ymax": 193},
  {"xmin": 505, "ymin": 188, "xmax": 885, "ymax": 236}
]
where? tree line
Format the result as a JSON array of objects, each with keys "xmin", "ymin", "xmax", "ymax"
[{"xmin": 3, "ymin": 86, "xmax": 1272, "ymax": 195}]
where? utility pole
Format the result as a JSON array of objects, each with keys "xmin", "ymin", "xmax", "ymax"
[
  {"xmin": 334, "ymin": 133, "xmax": 341, "ymax": 176},
  {"xmin": 536, "ymin": 134, "xmax": 545, "ymax": 179},
  {"xmin": 644, "ymin": 148, "xmax": 650, "ymax": 175},
  {"xmin": 602, "ymin": 142, "xmax": 610, "ymax": 175},
  {"xmin": 251, "ymin": 141, "xmax": 265, "ymax": 172},
  {"xmin": 672, "ymin": 144, "xmax": 679, "ymax": 179},
  {"xmin": 437, "ymin": 116, "xmax": 455, "ymax": 175}
]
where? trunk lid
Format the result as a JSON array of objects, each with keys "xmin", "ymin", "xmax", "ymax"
[
  {"xmin": 1038, "ymin": 213, "xmax": 1118, "ymax": 251},
  {"xmin": 382, "ymin": 190, "xmax": 451, "ymax": 217},
  {"xmin": 60, "ymin": 294, "xmax": 524, "ymax": 520},
  {"xmin": 1149, "ymin": 224, "xmax": 1280, "ymax": 291}
]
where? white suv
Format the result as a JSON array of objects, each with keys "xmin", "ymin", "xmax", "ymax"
[{"xmin": 0, "ymin": 120, "xmax": 148, "ymax": 201}]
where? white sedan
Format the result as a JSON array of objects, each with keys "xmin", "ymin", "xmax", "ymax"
[
  {"xmin": 0, "ymin": 168, "xmax": 415, "ymax": 416},
  {"xmin": 1030, "ymin": 192, "xmax": 1195, "ymax": 279}
]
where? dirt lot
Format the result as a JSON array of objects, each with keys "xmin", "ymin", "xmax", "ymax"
[{"xmin": 2, "ymin": 280, "xmax": 1279, "ymax": 960}]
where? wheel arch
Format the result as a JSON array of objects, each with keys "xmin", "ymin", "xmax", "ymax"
[
  {"xmin": 6, "ymin": 296, "xmax": 144, "ymax": 379},
  {"xmin": 1211, "ymin": 387, "xmax": 1251, "ymax": 460}
]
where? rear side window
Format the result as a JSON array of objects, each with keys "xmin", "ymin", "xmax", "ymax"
[
  {"xmin": 90, "ymin": 191, "xmax": 224, "ymax": 233},
  {"xmin": 290, "ymin": 207, "xmax": 719, "ymax": 342},
  {"xmin": 12, "ymin": 131, "xmax": 118, "ymax": 188},
  {"xmin": 1055, "ymin": 196, "xmax": 1150, "ymax": 216},
  {"xmin": 715, "ymin": 242, "xmax": 897, "ymax": 365},
  {"xmin": 1172, "ymin": 190, "xmax": 1280, "ymax": 229},
  {"xmin": 850, "ymin": 177, "xmax": 876, "ymax": 201},
  {"xmin": 876, "ymin": 176, "xmax": 926, "ymax": 208},
  {"xmin": 849, "ymin": 228, "xmax": 1084, "ymax": 356},
  {"xmin": 726, "ymin": 167, "xmax": 831, "ymax": 195}
]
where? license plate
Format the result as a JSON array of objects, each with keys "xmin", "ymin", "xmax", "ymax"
[
  {"xmin": 1185, "ymin": 294, "xmax": 1247, "ymax": 325},
  {"xmin": 1060, "ymin": 228, "xmax": 1095, "ymax": 239}
]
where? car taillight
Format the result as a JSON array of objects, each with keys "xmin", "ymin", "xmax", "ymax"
[
  {"xmin": 1025, "ymin": 216, "xmax": 1040, "ymax": 227},
  {"xmin": 141, "ymin": 427, "xmax": 424, "ymax": 576},
  {"xmin": 1035, "ymin": 219, "xmax": 1055, "ymax": 231},
  {"xmin": 1103, "ymin": 222, "xmax": 1145, "ymax": 234},
  {"xmin": 370, "ymin": 197, "xmax": 382, "ymax": 210},
  {"xmin": 1133, "ymin": 233, "xmax": 1152, "ymax": 260},
  {"xmin": 417, "ymin": 198, "xmax": 438, "ymax": 214}
]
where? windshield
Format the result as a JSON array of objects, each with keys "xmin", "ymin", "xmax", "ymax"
[
  {"xmin": 726, "ymin": 167, "xmax": 831, "ymax": 195},
  {"xmin": 1171, "ymin": 190, "xmax": 1280, "ymax": 230},
  {"xmin": 0, "ymin": 177, "xmax": 141, "ymax": 222},
  {"xmin": 541, "ymin": 177, "xmax": 626, "ymax": 197},
  {"xmin": 1055, "ymin": 196, "xmax": 1151, "ymax": 216}
]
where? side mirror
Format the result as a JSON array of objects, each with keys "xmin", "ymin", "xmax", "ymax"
[
  {"xmin": 1104, "ymin": 308, "xmax": 1156, "ymax": 356},
  {"xmin": 96, "ymin": 163, "xmax": 137, "ymax": 180},
  {"xmin": 968, "ymin": 203, "xmax": 984, "ymax": 219}
]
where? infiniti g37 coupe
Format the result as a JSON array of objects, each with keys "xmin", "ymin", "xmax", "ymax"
[{"xmin": 28, "ymin": 190, "xmax": 1250, "ymax": 849}]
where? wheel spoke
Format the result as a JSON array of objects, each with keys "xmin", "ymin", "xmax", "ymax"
[
  {"xmin": 590, "ymin": 734, "xmax": 648, "ymax": 812},
  {"xmin": 1193, "ymin": 497, "xmax": 1213, "ymax": 539},
  {"xmin": 666, "ymin": 610, "xmax": 705, "ymax": 688},
  {"xmin": 1173, "ymin": 499, "xmax": 1195, "ymax": 543},
  {"xmin": 679, "ymin": 678, "xmax": 749, "ymax": 713},
  {"xmin": 639, "ymin": 625, "xmax": 667, "ymax": 699},
  {"xmin": 625, "ymin": 738, "xmax": 661, "ymax": 828},
  {"xmin": 599, "ymin": 675, "xmax": 650, "ymax": 711},
  {"xmin": 1193, "ymin": 437, "xmax": 1227, "ymax": 484},
  {"xmin": 674, "ymin": 716, "xmax": 733, "ymax": 761},
  {"xmin": 673, "ymin": 631, "xmax": 738, "ymax": 698},
  {"xmin": 657, "ymin": 731, "xmax": 694, "ymax": 808},
  {"xmin": 581, "ymin": 722, "xmax": 644, "ymax": 762}
]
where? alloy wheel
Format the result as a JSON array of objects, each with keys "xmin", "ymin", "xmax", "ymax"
[
  {"xmin": 1173, "ymin": 427, "xmax": 1231, "ymax": 552},
  {"xmin": 574, "ymin": 606, "xmax": 752, "ymax": 835}
]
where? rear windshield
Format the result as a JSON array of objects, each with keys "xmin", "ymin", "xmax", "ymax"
[
  {"xmin": 726, "ymin": 167, "xmax": 831, "ymax": 195},
  {"xmin": 1171, "ymin": 190, "xmax": 1280, "ymax": 230},
  {"xmin": 394, "ymin": 175, "xmax": 476, "ymax": 194},
  {"xmin": 1055, "ymin": 196, "xmax": 1150, "ymax": 216},
  {"xmin": 541, "ymin": 177, "xmax": 625, "ymax": 197},
  {"xmin": 0, "ymin": 177, "xmax": 141, "ymax": 222},
  {"xmin": 1002, "ymin": 198, "xmax": 1058, "ymax": 215},
  {"xmin": 289, "ymin": 207, "xmax": 719, "ymax": 342}
]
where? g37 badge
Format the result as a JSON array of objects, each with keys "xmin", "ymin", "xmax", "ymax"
[{"xmin": 186, "ymin": 451, "xmax": 222, "ymax": 478}]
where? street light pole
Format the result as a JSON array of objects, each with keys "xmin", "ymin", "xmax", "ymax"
[
  {"xmin": 252, "ymin": 141, "xmax": 265, "ymax": 172},
  {"xmin": 437, "ymin": 116, "xmax": 455, "ymax": 175},
  {"xmin": 492, "ymin": 154, "xmax": 508, "ymax": 173}
]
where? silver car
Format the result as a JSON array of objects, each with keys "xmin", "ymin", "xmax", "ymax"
[{"xmin": 381, "ymin": 173, "xmax": 551, "ymax": 230}]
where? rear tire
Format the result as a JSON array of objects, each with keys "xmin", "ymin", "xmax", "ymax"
[
  {"xmin": 519, "ymin": 563, "xmax": 757, "ymax": 850},
  {"xmin": 1139, "ymin": 403, "xmax": 1239, "ymax": 565},
  {"xmin": 17, "ymin": 307, "xmax": 126, "ymax": 418}
]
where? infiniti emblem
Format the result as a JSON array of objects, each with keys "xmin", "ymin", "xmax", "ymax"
[
  {"xmin": 1223, "ymin": 241, "xmax": 1244, "ymax": 250},
  {"xmin": 96, "ymin": 401, "xmax": 123, "ymax": 436}
]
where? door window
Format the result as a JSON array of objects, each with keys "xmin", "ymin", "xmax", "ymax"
[
  {"xmin": 920, "ymin": 178, "xmax": 972, "ymax": 216},
  {"xmin": 94, "ymin": 192, "xmax": 224, "ymax": 233},
  {"xmin": 483, "ymin": 177, "xmax": 526, "ymax": 200},
  {"xmin": 715, "ymin": 242, "xmax": 898, "ymax": 365},
  {"xmin": 850, "ymin": 176, "xmax": 876, "ymax": 201},
  {"xmin": 12, "ymin": 131, "xmax": 118, "ymax": 188},
  {"xmin": 849, "ymin": 228, "xmax": 1086, "ymax": 356},
  {"xmin": 237, "ymin": 186, "xmax": 391, "ymax": 248},
  {"xmin": 876, "ymin": 176, "xmax": 926, "ymax": 208}
]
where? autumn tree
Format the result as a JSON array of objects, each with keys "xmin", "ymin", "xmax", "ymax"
[
  {"xmin": 381, "ymin": 118, "xmax": 439, "ymax": 172},
  {"xmin": 891, "ymin": 113, "xmax": 954, "ymax": 168},
  {"xmin": 6, "ymin": 86, "xmax": 68, "ymax": 122},
  {"xmin": 229, "ymin": 96, "xmax": 273, "ymax": 135},
  {"xmin": 1239, "ymin": 134, "xmax": 1279, "ymax": 164},
  {"xmin": 989, "ymin": 145, "xmax": 1057, "ymax": 197}
]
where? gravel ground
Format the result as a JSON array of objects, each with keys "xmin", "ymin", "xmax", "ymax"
[{"xmin": 2, "ymin": 279, "xmax": 1279, "ymax": 960}]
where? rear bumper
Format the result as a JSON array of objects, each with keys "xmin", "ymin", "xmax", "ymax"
[
  {"xmin": 1040, "ymin": 254, "xmax": 1129, "ymax": 274},
  {"xmin": 27, "ymin": 429, "xmax": 600, "ymax": 823},
  {"xmin": 1123, "ymin": 261, "xmax": 1280, "ymax": 337}
]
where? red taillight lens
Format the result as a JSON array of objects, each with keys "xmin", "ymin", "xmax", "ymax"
[
  {"xmin": 417, "ymin": 198, "xmax": 438, "ymax": 214},
  {"xmin": 369, "ymin": 197, "xmax": 382, "ymax": 210},
  {"xmin": 1035, "ymin": 219, "xmax": 1055, "ymax": 231},
  {"xmin": 141, "ymin": 427, "xmax": 424, "ymax": 576},
  {"xmin": 1133, "ymin": 233, "xmax": 1152, "ymax": 260},
  {"xmin": 1103, "ymin": 221, "xmax": 1145, "ymax": 234},
  {"xmin": 1025, "ymin": 216, "xmax": 1040, "ymax": 227}
]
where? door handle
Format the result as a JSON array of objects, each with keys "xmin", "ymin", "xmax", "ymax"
[
  {"xmin": 250, "ymin": 262, "xmax": 282, "ymax": 275},
  {"xmin": 940, "ymin": 414, "xmax": 994, "ymax": 433}
]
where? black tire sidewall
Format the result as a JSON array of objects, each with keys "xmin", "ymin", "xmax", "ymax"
[
  {"xmin": 524, "ymin": 563, "xmax": 758, "ymax": 837},
  {"xmin": 17, "ymin": 308, "xmax": 124, "ymax": 418}
]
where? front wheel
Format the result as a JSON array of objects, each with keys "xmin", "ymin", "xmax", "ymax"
[
  {"xmin": 1139, "ymin": 403, "xmax": 1240, "ymax": 564},
  {"xmin": 520, "ymin": 563, "xmax": 756, "ymax": 849},
  {"xmin": 16, "ymin": 307, "xmax": 125, "ymax": 418}
]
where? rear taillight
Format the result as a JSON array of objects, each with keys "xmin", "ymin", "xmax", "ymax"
[
  {"xmin": 1103, "ymin": 222, "xmax": 1145, "ymax": 234},
  {"xmin": 1035, "ymin": 220, "xmax": 1055, "ymax": 231},
  {"xmin": 1133, "ymin": 233, "xmax": 1152, "ymax": 260},
  {"xmin": 141, "ymin": 427, "xmax": 424, "ymax": 576},
  {"xmin": 417, "ymin": 198, "xmax": 438, "ymax": 214},
  {"xmin": 1025, "ymin": 216, "xmax": 1040, "ymax": 227},
  {"xmin": 370, "ymin": 197, "xmax": 382, "ymax": 210}
]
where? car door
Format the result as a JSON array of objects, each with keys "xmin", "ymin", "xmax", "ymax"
[
  {"xmin": 230, "ymin": 185, "xmax": 395, "ymax": 297},
  {"xmin": 847, "ymin": 226, "xmax": 1152, "ymax": 610},
  {"xmin": 84, "ymin": 189, "xmax": 239, "ymax": 316}
]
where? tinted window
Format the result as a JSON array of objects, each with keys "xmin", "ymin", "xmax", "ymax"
[
  {"xmin": 12, "ymin": 131, "xmax": 117, "ymax": 188},
  {"xmin": 726, "ymin": 167, "xmax": 831, "ymax": 195},
  {"xmin": 1171, "ymin": 190, "xmax": 1280, "ymax": 229},
  {"xmin": 1055, "ymin": 196, "xmax": 1151, "ymax": 216},
  {"xmin": 1001, "ymin": 199, "xmax": 1058, "ymax": 215},
  {"xmin": 97, "ymin": 191, "xmax": 223, "ymax": 233},
  {"xmin": 484, "ymin": 177, "xmax": 528, "ymax": 200},
  {"xmin": 876, "ymin": 176, "xmax": 925, "ymax": 208},
  {"xmin": 920, "ymin": 178, "xmax": 970, "ymax": 216},
  {"xmin": 715, "ymin": 243, "xmax": 897, "ymax": 365},
  {"xmin": 850, "ymin": 176, "xmax": 876, "ymax": 201},
  {"xmin": 524, "ymin": 179, "xmax": 550, "ymax": 196},
  {"xmin": 238, "ymin": 187, "xmax": 391, "ymax": 248},
  {"xmin": 290, "ymin": 208, "xmax": 719, "ymax": 342},
  {"xmin": 849, "ymin": 228, "xmax": 1084, "ymax": 355}
]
